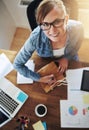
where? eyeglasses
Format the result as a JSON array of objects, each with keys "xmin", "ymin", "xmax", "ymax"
[{"xmin": 40, "ymin": 18, "xmax": 65, "ymax": 31}]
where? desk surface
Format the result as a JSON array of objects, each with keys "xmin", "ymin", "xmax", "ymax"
[{"xmin": 0, "ymin": 49, "xmax": 89, "ymax": 130}]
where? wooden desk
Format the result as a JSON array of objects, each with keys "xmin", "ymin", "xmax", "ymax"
[
  {"xmin": 0, "ymin": 49, "xmax": 17, "ymax": 63},
  {"xmin": 0, "ymin": 50, "xmax": 89, "ymax": 130}
]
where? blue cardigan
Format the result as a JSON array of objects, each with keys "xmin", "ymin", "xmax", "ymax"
[{"xmin": 13, "ymin": 20, "xmax": 84, "ymax": 81}]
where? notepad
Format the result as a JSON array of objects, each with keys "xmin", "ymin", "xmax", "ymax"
[
  {"xmin": 32, "ymin": 120, "xmax": 45, "ymax": 130},
  {"xmin": 17, "ymin": 60, "xmax": 35, "ymax": 84}
]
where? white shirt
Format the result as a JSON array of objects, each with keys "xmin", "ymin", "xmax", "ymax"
[{"xmin": 53, "ymin": 47, "xmax": 65, "ymax": 57}]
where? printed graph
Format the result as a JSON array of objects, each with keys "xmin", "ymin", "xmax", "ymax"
[
  {"xmin": 68, "ymin": 106, "xmax": 78, "ymax": 116},
  {"xmin": 83, "ymin": 106, "xmax": 89, "ymax": 115}
]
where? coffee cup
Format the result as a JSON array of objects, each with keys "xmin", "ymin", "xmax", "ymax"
[{"xmin": 35, "ymin": 104, "xmax": 47, "ymax": 117}]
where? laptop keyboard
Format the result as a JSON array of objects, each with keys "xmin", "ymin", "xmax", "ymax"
[{"xmin": 0, "ymin": 90, "xmax": 19, "ymax": 114}]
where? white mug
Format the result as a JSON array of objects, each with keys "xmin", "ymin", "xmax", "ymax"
[{"xmin": 35, "ymin": 104, "xmax": 47, "ymax": 117}]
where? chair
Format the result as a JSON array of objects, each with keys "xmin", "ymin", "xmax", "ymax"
[
  {"xmin": 27, "ymin": 0, "xmax": 78, "ymax": 31},
  {"xmin": 27, "ymin": 0, "xmax": 43, "ymax": 30}
]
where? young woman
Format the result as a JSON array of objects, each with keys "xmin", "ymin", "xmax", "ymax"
[{"xmin": 13, "ymin": 0, "xmax": 84, "ymax": 85}]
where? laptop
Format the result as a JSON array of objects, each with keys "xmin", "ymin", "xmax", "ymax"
[{"xmin": 0, "ymin": 77, "xmax": 28, "ymax": 128}]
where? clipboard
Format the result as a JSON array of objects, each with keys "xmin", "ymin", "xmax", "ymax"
[{"xmin": 37, "ymin": 62, "xmax": 65, "ymax": 93}]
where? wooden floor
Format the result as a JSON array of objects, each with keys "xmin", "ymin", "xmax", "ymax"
[
  {"xmin": 10, "ymin": 27, "xmax": 31, "ymax": 52},
  {"xmin": 10, "ymin": 27, "xmax": 89, "ymax": 63}
]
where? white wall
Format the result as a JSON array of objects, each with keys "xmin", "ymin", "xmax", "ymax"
[
  {"xmin": 3, "ymin": 0, "xmax": 30, "ymax": 29},
  {"xmin": 3, "ymin": 0, "xmax": 89, "ymax": 39},
  {"xmin": 0, "ymin": 0, "xmax": 16, "ymax": 49}
]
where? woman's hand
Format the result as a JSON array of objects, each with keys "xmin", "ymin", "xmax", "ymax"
[
  {"xmin": 57, "ymin": 58, "xmax": 68, "ymax": 73},
  {"xmin": 38, "ymin": 74, "xmax": 56, "ymax": 85}
]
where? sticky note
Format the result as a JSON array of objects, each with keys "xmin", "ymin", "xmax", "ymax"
[
  {"xmin": 42, "ymin": 122, "xmax": 47, "ymax": 130},
  {"xmin": 17, "ymin": 92, "xmax": 28, "ymax": 103},
  {"xmin": 32, "ymin": 120, "xmax": 45, "ymax": 130},
  {"xmin": 83, "ymin": 94, "xmax": 89, "ymax": 104}
]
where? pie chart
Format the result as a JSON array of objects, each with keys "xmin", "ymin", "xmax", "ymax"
[{"xmin": 68, "ymin": 106, "xmax": 78, "ymax": 115}]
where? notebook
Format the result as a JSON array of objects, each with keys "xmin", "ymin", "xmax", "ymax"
[
  {"xmin": 37, "ymin": 62, "xmax": 65, "ymax": 93},
  {"xmin": 0, "ymin": 77, "xmax": 28, "ymax": 128},
  {"xmin": 17, "ymin": 60, "xmax": 35, "ymax": 84}
]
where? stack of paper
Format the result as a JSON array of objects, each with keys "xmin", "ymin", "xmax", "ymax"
[
  {"xmin": 17, "ymin": 60, "xmax": 35, "ymax": 84},
  {"xmin": 60, "ymin": 67, "xmax": 89, "ymax": 128},
  {"xmin": 0, "ymin": 53, "xmax": 13, "ymax": 78}
]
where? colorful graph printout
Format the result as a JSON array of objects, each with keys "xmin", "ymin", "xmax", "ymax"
[
  {"xmin": 68, "ymin": 106, "xmax": 78, "ymax": 115},
  {"xmin": 60, "ymin": 100, "xmax": 89, "ymax": 128},
  {"xmin": 83, "ymin": 106, "xmax": 89, "ymax": 115}
]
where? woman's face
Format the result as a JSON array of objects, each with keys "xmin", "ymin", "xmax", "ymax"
[{"xmin": 41, "ymin": 6, "xmax": 68, "ymax": 42}]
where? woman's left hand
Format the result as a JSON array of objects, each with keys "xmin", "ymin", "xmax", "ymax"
[{"xmin": 57, "ymin": 58, "xmax": 68, "ymax": 73}]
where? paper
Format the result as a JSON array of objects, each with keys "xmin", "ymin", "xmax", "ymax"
[
  {"xmin": 0, "ymin": 53, "xmax": 13, "ymax": 78},
  {"xmin": 66, "ymin": 68, "xmax": 89, "ymax": 99},
  {"xmin": 17, "ymin": 60, "xmax": 35, "ymax": 84},
  {"xmin": 32, "ymin": 120, "xmax": 45, "ymax": 130},
  {"xmin": 60, "ymin": 100, "xmax": 89, "ymax": 128},
  {"xmin": 60, "ymin": 67, "xmax": 89, "ymax": 128},
  {"xmin": 66, "ymin": 67, "xmax": 89, "ymax": 90}
]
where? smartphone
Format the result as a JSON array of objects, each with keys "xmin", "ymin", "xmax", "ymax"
[{"xmin": 81, "ymin": 70, "xmax": 89, "ymax": 92}]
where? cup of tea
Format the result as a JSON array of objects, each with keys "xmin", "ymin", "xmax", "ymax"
[{"xmin": 35, "ymin": 104, "xmax": 47, "ymax": 117}]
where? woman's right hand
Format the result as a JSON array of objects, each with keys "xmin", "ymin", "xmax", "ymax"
[{"xmin": 38, "ymin": 74, "xmax": 56, "ymax": 85}]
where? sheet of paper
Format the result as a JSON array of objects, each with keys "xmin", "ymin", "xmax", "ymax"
[
  {"xmin": 66, "ymin": 68, "xmax": 89, "ymax": 99},
  {"xmin": 66, "ymin": 67, "xmax": 89, "ymax": 90},
  {"xmin": 60, "ymin": 100, "xmax": 89, "ymax": 128},
  {"xmin": 59, "ymin": 68, "xmax": 89, "ymax": 128},
  {"xmin": 17, "ymin": 60, "xmax": 35, "ymax": 84},
  {"xmin": 32, "ymin": 120, "xmax": 45, "ymax": 130},
  {"xmin": 0, "ymin": 53, "xmax": 13, "ymax": 78}
]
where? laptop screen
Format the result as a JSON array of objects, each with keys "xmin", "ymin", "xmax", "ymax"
[
  {"xmin": 0, "ymin": 108, "xmax": 11, "ymax": 127},
  {"xmin": 0, "ymin": 111, "xmax": 9, "ymax": 124}
]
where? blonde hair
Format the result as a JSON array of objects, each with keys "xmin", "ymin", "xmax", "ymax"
[{"xmin": 36, "ymin": 0, "xmax": 67, "ymax": 24}]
